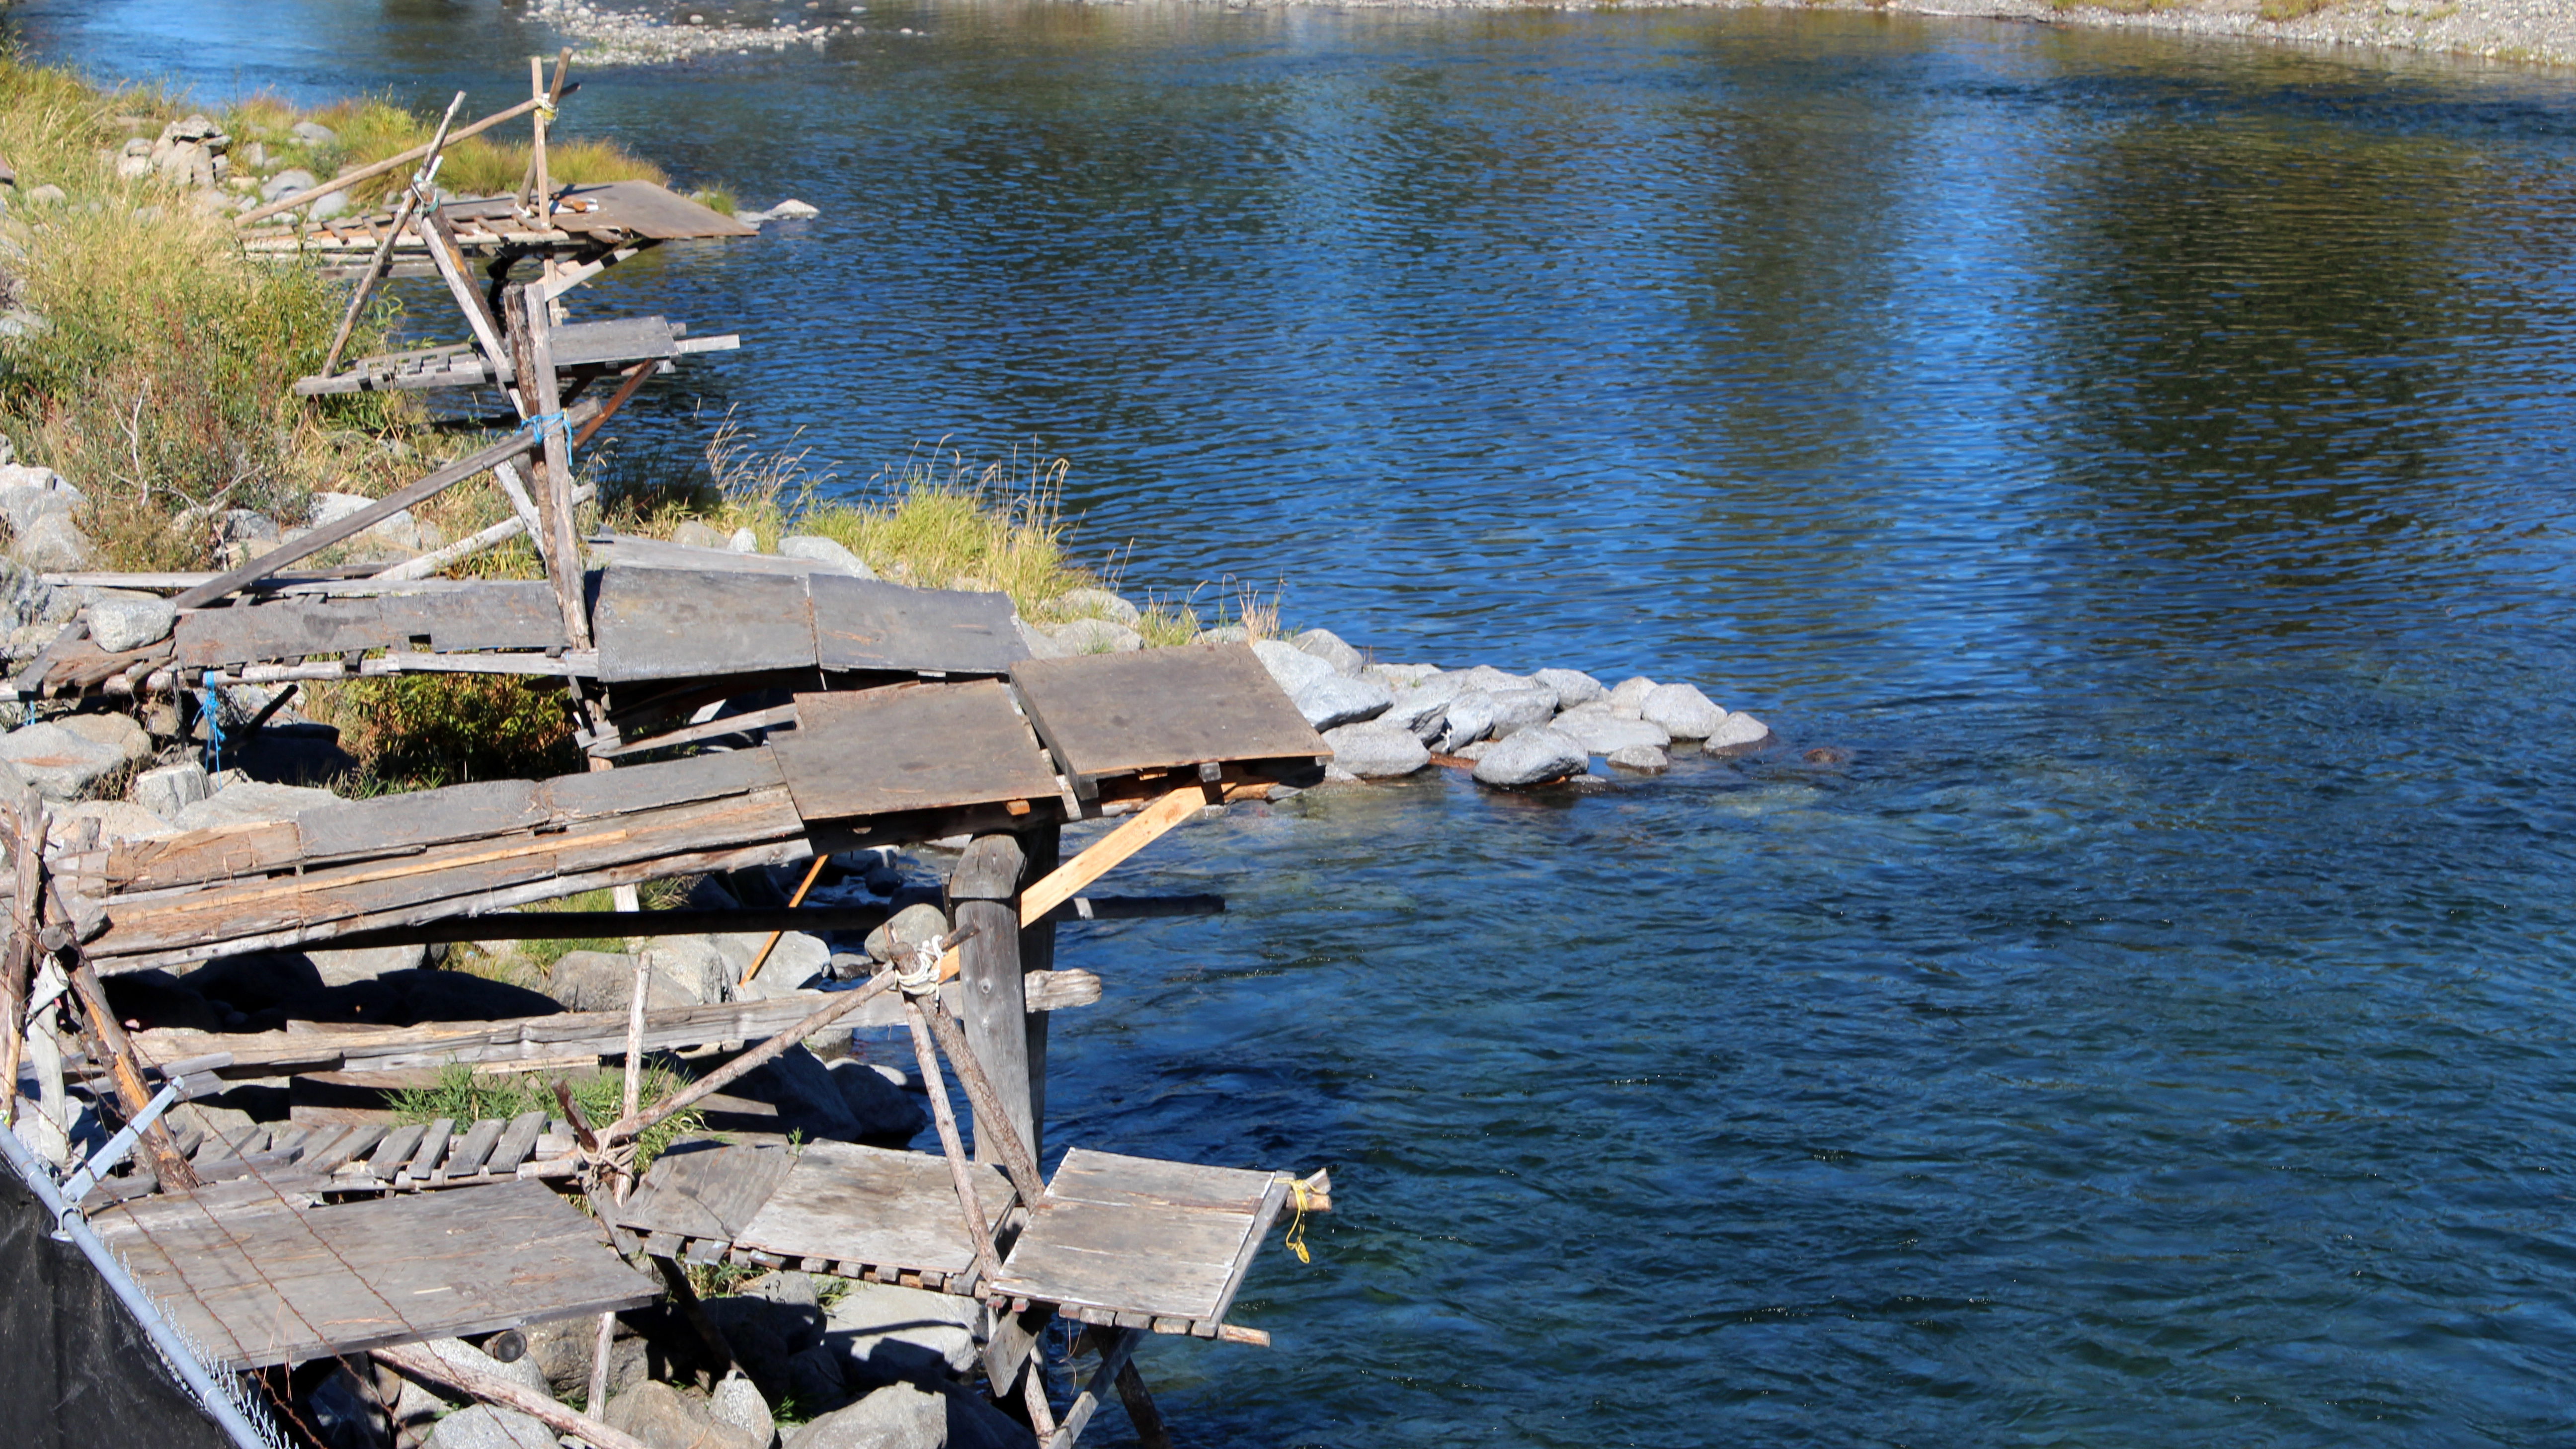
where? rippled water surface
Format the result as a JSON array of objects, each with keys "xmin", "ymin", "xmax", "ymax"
[{"xmin": 16, "ymin": 1, "xmax": 2576, "ymax": 1442}]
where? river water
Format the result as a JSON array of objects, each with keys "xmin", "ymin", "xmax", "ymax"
[{"xmin": 14, "ymin": 1, "xmax": 2576, "ymax": 1443}]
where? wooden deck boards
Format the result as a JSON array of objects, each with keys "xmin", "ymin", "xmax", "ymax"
[
  {"xmin": 1011, "ymin": 646, "xmax": 1327, "ymax": 789},
  {"xmin": 990, "ymin": 1149, "xmax": 1288, "ymax": 1327},
  {"xmin": 706, "ymin": 1139, "xmax": 1014, "ymax": 1284},
  {"xmin": 773, "ymin": 682, "xmax": 1061, "ymax": 821},
  {"xmin": 92, "ymin": 1179, "xmax": 656, "ymax": 1369}
]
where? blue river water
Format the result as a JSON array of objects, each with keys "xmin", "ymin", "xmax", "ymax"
[{"xmin": 13, "ymin": 1, "xmax": 2576, "ymax": 1443}]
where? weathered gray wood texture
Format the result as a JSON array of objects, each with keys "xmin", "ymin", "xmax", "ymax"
[
  {"xmin": 93, "ymin": 1179, "xmax": 656, "ymax": 1369},
  {"xmin": 294, "ymin": 316, "xmax": 691, "ymax": 396},
  {"xmin": 611, "ymin": 1142, "xmax": 795, "ymax": 1242},
  {"xmin": 591, "ymin": 563, "xmax": 1024, "ymax": 683},
  {"xmin": 772, "ymin": 683, "xmax": 1061, "ymax": 821},
  {"xmin": 730, "ymin": 1140, "xmax": 1016, "ymax": 1280},
  {"xmin": 174, "ymin": 584, "xmax": 568, "ymax": 667},
  {"xmin": 1010, "ymin": 645, "xmax": 1327, "ymax": 786},
  {"xmin": 442, "ymin": 180, "xmax": 760, "ymax": 241},
  {"xmin": 950, "ymin": 836, "xmax": 1035, "ymax": 1172},
  {"xmin": 809, "ymin": 572, "xmax": 1024, "ymax": 675},
  {"xmin": 593, "ymin": 566, "xmax": 817, "ymax": 684},
  {"xmin": 990, "ymin": 1149, "xmax": 1288, "ymax": 1325}
]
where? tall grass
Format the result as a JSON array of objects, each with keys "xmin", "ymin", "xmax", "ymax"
[
  {"xmin": 390, "ymin": 1062, "xmax": 704, "ymax": 1174},
  {"xmin": 233, "ymin": 94, "xmax": 671, "ymax": 208}
]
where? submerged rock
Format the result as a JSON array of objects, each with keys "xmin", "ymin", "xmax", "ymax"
[
  {"xmin": 1606, "ymin": 744, "xmax": 1670, "ymax": 773},
  {"xmin": 1551, "ymin": 709, "xmax": 1670, "ymax": 757},
  {"xmin": 1702, "ymin": 711, "xmax": 1774, "ymax": 757}
]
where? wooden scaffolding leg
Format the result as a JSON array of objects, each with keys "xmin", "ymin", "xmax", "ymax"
[
  {"xmin": 1048, "ymin": 1329, "xmax": 1142, "ymax": 1449},
  {"xmin": 1017, "ymin": 823, "xmax": 1060, "ymax": 1163},
  {"xmin": 1114, "ymin": 1358, "xmax": 1175, "ymax": 1449},
  {"xmin": 503, "ymin": 284, "xmax": 590, "ymax": 650},
  {"xmin": 902, "ymin": 991, "xmax": 1005, "ymax": 1290},
  {"xmin": 951, "ymin": 835, "xmax": 1035, "ymax": 1170}
]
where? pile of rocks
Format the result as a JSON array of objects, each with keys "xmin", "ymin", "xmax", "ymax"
[
  {"xmin": 0, "ymin": 444, "xmax": 451, "ymax": 577},
  {"xmin": 526, "ymin": 0, "xmax": 868, "ymax": 67}
]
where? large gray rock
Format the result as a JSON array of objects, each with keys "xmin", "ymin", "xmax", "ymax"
[
  {"xmin": 822, "ymin": 1279, "xmax": 982, "ymax": 1388},
  {"xmin": 0, "ymin": 463, "xmax": 80, "ymax": 533},
  {"xmin": 828, "ymin": 1057, "xmax": 927, "ymax": 1140},
  {"xmin": 129, "ymin": 760, "xmax": 209, "ymax": 819},
  {"xmin": 1291, "ymin": 627, "xmax": 1364, "ymax": 677},
  {"xmin": 1250, "ymin": 638, "xmax": 1333, "ymax": 697},
  {"xmin": 1049, "ymin": 587, "xmax": 1140, "ymax": 627},
  {"xmin": 87, "ymin": 594, "xmax": 175, "ymax": 652},
  {"xmin": 788, "ymin": 1380, "xmax": 1034, "ymax": 1449},
  {"xmin": 1641, "ymin": 682, "xmax": 1727, "ymax": 739},
  {"xmin": 702, "ymin": 1291, "xmax": 823, "ymax": 1404},
  {"xmin": 1292, "ymin": 672, "xmax": 1392, "ymax": 730},
  {"xmin": 419, "ymin": 1336, "xmax": 550, "ymax": 1399},
  {"xmin": 715, "ymin": 929, "xmax": 830, "ymax": 994},
  {"xmin": 259, "ymin": 168, "xmax": 317, "ymax": 201},
  {"xmin": 865, "ymin": 903, "xmax": 949, "ymax": 964},
  {"xmin": 1449, "ymin": 664, "xmax": 1554, "ymax": 710},
  {"xmin": 673, "ymin": 519, "xmax": 728, "ymax": 551},
  {"xmin": 1361, "ymin": 661, "xmax": 1440, "ymax": 691},
  {"xmin": 0, "ymin": 723, "xmax": 125, "ymax": 800},
  {"xmin": 1013, "ymin": 616, "xmax": 1073, "ymax": 660},
  {"xmin": 640, "ymin": 935, "xmax": 730, "ymax": 1005},
  {"xmin": 1434, "ymin": 690, "xmax": 1497, "ymax": 753},
  {"xmin": 786, "ymin": 1342, "xmax": 849, "ymax": 1410},
  {"xmin": 708, "ymin": 1372, "xmax": 775, "ymax": 1447},
  {"xmin": 291, "ymin": 120, "xmax": 336, "ymax": 144},
  {"xmin": 1471, "ymin": 726, "xmax": 1587, "ymax": 788},
  {"xmin": 1046, "ymin": 617, "xmax": 1141, "ymax": 654},
  {"xmin": 425, "ymin": 1404, "xmax": 556, "ymax": 1449},
  {"xmin": 1533, "ymin": 667, "xmax": 1606, "ymax": 708},
  {"xmin": 44, "ymin": 800, "xmax": 177, "ymax": 849},
  {"xmin": 1485, "ymin": 687, "xmax": 1556, "ymax": 738},
  {"xmin": 1380, "ymin": 687, "xmax": 1450, "ymax": 743},
  {"xmin": 14, "ymin": 511, "xmax": 92, "ymax": 570},
  {"xmin": 780, "ymin": 535, "xmax": 875, "ymax": 577},
  {"xmin": 545, "ymin": 950, "xmax": 675, "ymax": 1013},
  {"xmin": 1550, "ymin": 709, "xmax": 1671, "ymax": 757},
  {"xmin": 58, "ymin": 710, "xmax": 151, "ymax": 766},
  {"xmin": 605, "ymin": 1380, "xmax": 763, "ymax": 1449},
  {"xmin": 172, "ymin": 779, "xmax": 337, "ymax": 830},
  {"xmin": 1607, "ymin": 744, "xmax": 1670, "ymax": 773},
  {"xmin": 1319, "ymin": 722, "xmax": 1429, "ymax": 779},
  {"xmin": 1605, "ymin": 676, "xmax": 1657, "ymax": 719},
  {"xmin": 1702, "ymin": 711, "xmax": 1774, "ymax": 757},
  {"xmin": 0, "ymin": 559, "xmax": 52, "ymax": 632}
]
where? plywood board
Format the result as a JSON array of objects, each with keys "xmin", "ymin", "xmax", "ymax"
[
  {"xmin": 1009, "ymin": 645, "xmax": 1327, "ymax": 786},
  {"xmin": 594, "ymin": 566, "xmax": 817, "ymax": 684},
  {"xmin": 296, "ymin": 780, "xmax": 547, "ymax": 862},
  {"xmin": 93, "ymin": 1179, "xmax": 657, "ymax": 1369},
  {"xmin": 990, "ymin": 1149, "xmax": 1286, "ymax": 1323},
  {"xmin": 733, "ymin": 1140, "xmax": 1015, "ymax": 1279},
  {"xmin": 772, "ymin": 683, "xmax": 1060, "ymax": 821},
  {"xmin": 174, "ymin": 584, "xmax": 566, "ymax": 667},
  {"xmin": 808, "ymin": 573, "xmax": 1026, "ymax": 675}
]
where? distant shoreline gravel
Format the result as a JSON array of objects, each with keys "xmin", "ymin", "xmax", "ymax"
[{"xmin": 546, "ymin": 0, "xmax": 2576, "ymax": 73}]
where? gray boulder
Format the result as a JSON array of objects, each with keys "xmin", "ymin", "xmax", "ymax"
[
  {"xmin": 823, "ymin": 1281, "xmax": 982, "ymax": 1386},
  {"xmin": 129, "ymin": 760, "xmax": 209, "ymax": 819},
  {"xmin": 290, "ymin": 120, "xmax": 336, "ymax": 144},
  {"xmin": 0, "ymin": 724, "xmax": 125, "ymax": 800},
  {"xmin": 1533, "ymin": 667, "xmax": 1606, "ymax": 708},
  {"xmin": 418, "ymin": 1336, "xmax": 549, "ymax": 1399},
  {"xmin": 605, "ymin": 1380, "xmax": 763, "ymax": 1449},
  {"xmin": 172, "ymin": 780, "xmax": 339, "ymax": 830},
  {"xmin": 1048, "ymin": 617, "xmax": 1141, "ymax": 654},
  {"xmin": 1607, "ymin": 744, "xmax": 1670, "ymax": 773},
  {"xmin": 734, "ymin": 1044, "xmax": 862, "ymax": 1141},
  {"xmin": 1013, "ymin": 616, "xmax": 1073, "ymax": 660},
  {"xmin": 546, "ymin": 950, "xmax": 680, "ymax": 1013},
  {"xmin": 640, "ymin": 935, "xmax": 730, "ymax": 1005},
  {"xmin": 1250, "ymin": 638, "xmax": 1333, "ymax": 697},
  {"xmin": 1291, "ymin": 627, "xmax": 1364, "ymax": 677},
  {"xmin": 307, "ymin": 943, "xmax": 430, "ymax": 987},
  {"xmin": 1292, "ymin": 673, "xmax": 1392, "ymax": 730},
  {"xmin": 305, "ymin": 189, "xmax": 350, "ymax": 221},
  {"xmin": 1380, "ymin": 688, "xmax": 1449, "ymax": 743},
  {"xmin": 0, "ymin": 467, "xmax": 77, "ymax": 534},
  {"xmin": 1450, "ymin": 664, "xmax": 1554, "ymax": 709},
  {"xmin": 1434, "ymin": 690, "xmax": 1497, "ymax": 753},
  {"xmin": 14, "ymin": 511, "xmax": 91, "ymax": 570},
  {"xmin": 673, "ymin": 519, "xmax": 728, "ymax": 551},
  {"xmin": 1049, "ymin": 587, "xmax": 1140, "ymax": 627},
  {"xmin": 0, "ymin": 559, "xmax": 52, "ymax": 632},
  {"xmin": 828, "ymin": 1057, "xmax": 927, "ymax": 1140},
  {"xmin": 1641, "ymin": 683, "xmax": 1727, "ymax": 739},
  {"xmin": 701, "ymin": 1291, "xmax": 824, "ymax": 1404},
  {"xmin": 716, "ymin": 929, "xmax": 830, "ymax": 995},
  {"xmin": 790, "ymin": 1380, "xmax": 1032, "ymax": 1449},
  {"xmin": 1551, "ymin": 710, "xmax": 1670, "ymax": 757},
  {"xmin": 1320, "ymin": 722, "xmax": 1429, "ymax": 779},
  {"xmin": 58, "ymin": 710, "xmax": 152, "ymax": 766},
  {"xmin": 425, "ymin": 1404, "xmax": 556, "ymax": 1449},
  {"xmin": 865, "ymin": 903, "xmax": 950, "ymax": 964},
  {"xmin": 1193, "ymin": 624, "xmax": 1250, "ymax": 644},
  {"xmin": 781, "ymin": 535, "xmax": 875, "ymax": 577},
  {"xmin": 1361, "ymin": 661, "xmax": 1440, "ymax": 691},
  {"xmin": 1471, "ymin": 726, "xmax": 1587, "ymax": 788},
  {"xmin": 1605, "ymin": 676, "xmax": 1657, "ymax": 719},
  {"xmin": 786, "ymin": 1341, "xmax": 850, "ymax": 1410},
  {"xmin": 1702, "ymin": 711, "xmax": 1774, "ymax": 757},
  {"xmin": 45, "ymin": 800, "xmax": 177, "ymax": 849},
  {"xmin": 259, "ymin": 168, "xmax": 317, "ymax": 202},
  {"xmin": 709, "ymin": 1372, "xmax": 776, "ymax": 1446},
  {"xmin": 1485, "ymin": 687, "xmax": 1556, "ymax": 738}
]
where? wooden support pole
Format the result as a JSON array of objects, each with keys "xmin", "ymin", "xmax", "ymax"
[
  {"xmin": 505, "ymin": 284, "xmax": 591, "ymax": 648},
  {"xmin": 0, "ymin": 787, "xmax": 36, "ymax": 1131},
  {"xmin": 1018, "ymin": 823, "xmax": 1060, "ymax": 1163},
  {"xmin": 515, "ymin": 49, "xmax": 573, "ymax": 219},
  {"xmin": 64, "ymin": 958, "xmax": 197, "ymax": 1190},
  {"xmin": 738, "ymin": 852, "xmax": 829, "ymax": 989},
  {"xmin": 321, "ymin": 91, "xmax": 465, "ymax": 378},
  {"xmin": 372, "ymin": 1340, "xmax": 649, "ymax": 1449},
  {"xmin": 920, "ymin": 994, "xmax": 1041, "ymax": 1204},
  {"xmin": 903, "ymin": 993, "xmax": 1004, "ymax": 1293},
  {"xmin": 1019, "ymin": 783, "xmax": 1211, "ymax": 925},
  {"xmin": 1047, "ymin": 1329, "xmax": 1142, "ymax": 1449},
  {"xmin": 950, "ymin": 835, "xmax": 1034, "ymax": 1171},
  {"xmin": 586, "ymin": 1310, "xmax": 617, "ymax": 1422},
  {"xmin": 1114, "ymin": 1359, "xmax": 1175, "ymax": 1449}
]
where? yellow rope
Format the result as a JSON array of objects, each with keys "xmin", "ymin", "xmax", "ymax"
[{"xmin": 1283, "ymin": 1179, "xmax": 1313, "ymax": 1265}]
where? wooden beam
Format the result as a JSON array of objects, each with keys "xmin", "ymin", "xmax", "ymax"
[
  {"xmin": 1020, "ymin": 783, "xmax": 1209, "ymax": 925},
  {"xmin": 1047, "ymin": 1329, "xmax": 1142, "ymax": 1449}
]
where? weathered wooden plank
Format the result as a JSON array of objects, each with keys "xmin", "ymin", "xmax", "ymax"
[
  {"xmin": 107, "ymin": 820, "xmax": 302, "ymax": 890},
  {"xmin": 442, "ymin": 1117, "xmax": 507, "ymax": 1179},
  {"xmin": 1009, "ymin": 645, "xmax": 1328, "ymax": 788},
  {"xmin": 120, "ymin": 971, "xmax": 1102, "ymax": 1077},
  {"xmin": 586, "ymin": 535, "xmax": 844, "ymax": 579},
  {"xmin": 541, "ymin": 746, "xmax": 786, "ymax": 819},
  {"xmin": 988, "ymin": 1149, "xmax": 1286, "ymax": 1323},
  {"xmin": 296, "ymin": 780, "xmax": 548, "ymax": 863},
  {"xmin": 1041, "ymin": 1151, "xmax": 1281, "ymax": 1216},
  {"xmin": 407, "ymin": 1118, "xmax": 455, "ymax": 1179},
  {"xmin": 808, "ymin": 573, "xmax": 1026, "ymax": 676},
  {"xmin": 98, "ymin": 1179, "xmax": 658, "ymax": 1370},
  {"xmin": 173, "ymin": 584, "xmax": 566, "ymax": 668},
  {"xmin": 613, "ymin": 1141, "xmax": 795, "ymax": 1242},
  {"xmin": 732, "ymin": 1140, "xmax": 1015, "ymax": 1280},
  {"xmin": 442, "ymin": 180, "xmax": 758, "ymax": 241},
  {"xmin": 370, "ymin": 1123, "xmax": 426, "ymax": 1177},
  {"xmin": 593, "ymin": 566, "xmax": 815, "ymax": 684},
  {"xmin": 772, "ymin": 683, "xmax": 1060, "ymax": 822},
  {"xmin": 308, "ymin": 1124, "xmax": 387, "ymax": 1175},
  {"xmin": 490, "ymin": 1112, "xmax": 546, "ymax": 1173}
]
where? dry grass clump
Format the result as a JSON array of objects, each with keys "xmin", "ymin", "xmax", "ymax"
[{"xmin": 231, "ymin": 94, "xmax": 671, "ymax": 208}]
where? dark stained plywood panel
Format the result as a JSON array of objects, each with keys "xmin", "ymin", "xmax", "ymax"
[
  {"xmin": 296, "ymin": 779, "xmax": 547, "ymax": 862},
  {"xmin": 734, "ymin": 1140, "xmax": 1015, "ymax": 1279},
  {"xmin": 1009, "ymin": 645, "xmax": 1327, "ymax": 785},
  {"xmin": 615, "ymin": 1141, "xmax": 795, "ymax": 1242},
  {"xmin": 772, "ymin": 683, "xmax": 1059, "ymax": 821},
  {"xmin": 175, "ymin": 584, "xmax": 566, "ymax": 668},
  {"xmin": 94, "ymin": 1179, "xmax": 657, "ymax": 1369},
  {"xmin": 594, "ymin": 566, "xmax": 816, "ymax": 684},
  {"xmin": 990, "ymin": 1149, "xmax": 1288, "ymax": 1323},
  {"xmin": 808, "ymin": 573, "xmax": 1027, "ymax": 676}
]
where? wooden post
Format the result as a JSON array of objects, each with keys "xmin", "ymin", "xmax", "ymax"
[
  {"xmin": 950, "ymin": 835, "xmax": 1034, "ymax": 1170},
  {"xmin": 64, "ymin": 958, "xmax": 197, "ymax": 1190},
  {"xmin": 505, "ymin": 284, "xmax": 589, "ymax": 649},
  {"xmin": 1017, "ymin": 824, "xmax": 1059, "ymax": 1163}
]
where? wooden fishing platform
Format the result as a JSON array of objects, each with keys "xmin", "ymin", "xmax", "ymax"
[
  {"xmin": 91, "ymin": 1178, "xmax": 657, "ymax": 1370},
  {"xmin": 292, "ymin": 316, "xmax": 737, "ymax": 397},
  {"xmin": 242, "ymin": 180, "xmax": 757, "ymax": 266},
  {"xmin": 613, "ymin": 1141, "xmax": 1293, "ymax": 1339}
]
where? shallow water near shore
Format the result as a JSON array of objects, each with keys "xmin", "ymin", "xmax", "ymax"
[{"xmin": 16, "ymin": 1, "xmax": 2576, "ymax": 1443}]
